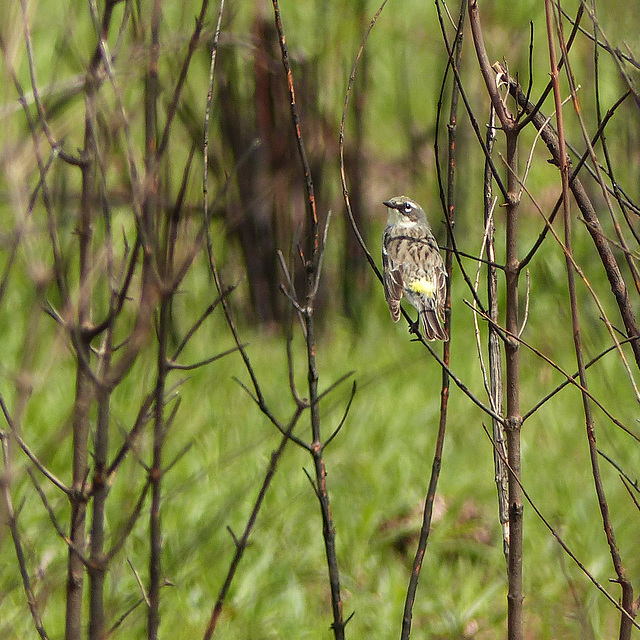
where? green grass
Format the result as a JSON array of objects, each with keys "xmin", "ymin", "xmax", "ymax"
[
  {"xmin": 4, "ymin": 287, "xmax": 637, "ymax": 639},
  {"xmin": 0, "ymin": 225, "xmax": 638, "ymax": 639},
  {"xmin": 1, "ymin": 0, "xmax": 639, "ymax": 638}
]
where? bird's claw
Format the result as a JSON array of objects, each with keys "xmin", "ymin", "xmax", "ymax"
[{"xmin": 408, "ymin": 319, "xmax": 420, "ymax": 336}]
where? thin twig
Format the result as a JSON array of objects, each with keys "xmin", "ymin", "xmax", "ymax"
[
  {"xmin": 402, "ymin": 2, "xmax": 463, "ymax": 636},
  {"xmin": 203, "ymin": 408, "xmax": 303, "ymax": 640},
  {"xmin": 482, "ymin": 104, "xmax": 509, "ymax": 560},
  {"xmin": 467, "ymin": 300, "xmax": 640, "ymax": 443},
  {"xmin": 1, "ymin": 432, "xmax": 50, "ymax": 640},
  {"xmin": 28, "ymin": 469, "xmax": 90, "ymax": 568},
  {"xmin": 598, "ymin": 450, "xmax": 639, "ymax": 496},
  {"xmin": 481, "ymin": 424, "xmax": 640, "ymax": 631},
  {"xmin": 523, "ymin": 339, "xmax": 638, "ymax": 421},
  {"xmin": 324, "ymin": 381, "xmax": 357, "ymax": 449},
  {"xmin": 0, "ymin": 395, "xmax": 70, "ymax": 494},
  {"xmin": 271, "ymin": 3, "xmax": 344, "ymax": 635},
  {"xmin": 506, "ymin": 74, "xmax": 640, "ymax": 375},
  {"xmin": 168, "ymin": 345, "xmax": 243, "ymax": 371}
]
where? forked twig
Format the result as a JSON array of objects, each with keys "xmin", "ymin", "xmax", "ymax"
[
  {"xmin": 481, "ymin": 424, "xmax": 640, "ymax": 632},
  {"xmin": 271, "ymin": 2, "xmax": 345, "ymax": 635},
  {"xmin": 1, "ymin": 432, "xmax": 50, "ymax": 640},
  {"xmin": 203, "ymin": 409, "xmax": 303, "ymax": 640}
]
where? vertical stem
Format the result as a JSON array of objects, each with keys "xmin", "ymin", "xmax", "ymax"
[
  {"xmin": 504, "ymin": 127, "xmax": 523, "ymax": 640},
  {"xmin": 467, "ymin": 3, "xmax": 523, "ymax": 636},
  {"xmin": 401, "ymin": 2, "xmax": 463, "ymax": 634},
  {"xmin": 66, "ymin": 381, "xmax": 90, "ymax": 640},
  {"xmin": 305, "ymin": 279, "xmax": 341, "ymax": 634},
  {"xmin": 271, "ymin": 2, "xmax": 342, "ymax": 635},
  {"xmin": 66, "ymin": 3, "xmax": 121, "ymax": 635},
  {"xmin": 485, "ymin": 108, "xmax": 509, "ymax": 560},
  {"xmin": 66, "ymin": 264, "xmax": 92, "ymax": 640},
  {"xmin": 89, "ymin": 329, "xmax": 114, "ymax": 640},
  {"xmin": 66, "ymin": 84, "xmax": 96, "ymax": 640},
  {"xmin": 146, "ymin": 1, "xmax": 162, "ymax": 638},
  {"xmin": 88, "ymin": 384, "xmax": 110, "ymax": 640},
  {"xmin": 85, "ymin": 11, "xmax": 117, "ymax": 635},
  {"xmin": 545, "ymin": 3, "xmax": 635, "ymax": 638},
  {"xmin": 148, "ymin": 299, "xmax": 168, "ymax": 640}
]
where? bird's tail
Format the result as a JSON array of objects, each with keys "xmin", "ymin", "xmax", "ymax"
[{"xmin": 420, "ymin": 309, "xmax": 449, "ymax": 341}]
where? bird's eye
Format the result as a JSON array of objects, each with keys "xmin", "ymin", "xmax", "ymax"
[{"xmin": 403, "ymin": 202, "xmax": 413, "ymax": 213}]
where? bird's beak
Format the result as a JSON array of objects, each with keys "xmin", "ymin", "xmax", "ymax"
[{"xmin": 383, "ymin": 200, "xmax": 395, "ymax": 209}]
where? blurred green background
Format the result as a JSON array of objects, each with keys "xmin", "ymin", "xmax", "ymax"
[{"xmin": 1, "ymin": 0, "xmax": 639, "ymax": 638}]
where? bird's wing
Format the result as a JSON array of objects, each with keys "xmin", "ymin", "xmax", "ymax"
[
  {"xmin": 406, "ymin": 235, "xmax": 449, "ymax": 340},
  {"xmin": 435, "ymin": 259, "xmax": 447, "ymax": 318},
  {"xmin": 382, "ymin": 234, "xmax": 404, "ymax": 322},
  {"xmin": 422, "ymin": 241, "xmax": 448, "ymax": 340}
]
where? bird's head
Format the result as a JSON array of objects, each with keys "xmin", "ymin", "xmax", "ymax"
[{"xmin": 383, "ymin": 196, "xmax": 428, "ymax": 227}]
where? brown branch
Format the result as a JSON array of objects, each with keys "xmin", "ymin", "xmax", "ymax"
[
  {"xmin": 88, "ymin": 336, "xmax": 114, "ymax": 640},
  {"xmin": 469, "ymin": 3, "xmax": 524, "ymax": 639},
  {"xmin": 278, "ymin": 250, "xmax": 308, "ymax": 408},
  {"xmin": 171, "ymin": 293, "xmax": 233, "ymax": 362},
  {"xmin": 401, "ymin": 1, "xmax": 463, "ymax": 636},
  {"xmin": 599, "ymin": 450, "xmax": 640, "ymax": 498},
  {"xmin": 167, "ymin": 344, "xmax": 243, "ymax": 372},
  {"xmin": 435, "ymin": 0, "xmax": 509, "ymax": 201},
  {"xmin": 548, "ymin": 7, "xmax": 635, "ymax": 638},
  {"xmin": 158, "ymin": 0, "xmax": 211, "ymax": 156},
  {"xmin": 28, "ymin": 468, "xmax": 91, "ymax": 569},
  {"xmin": 103, "ymin": 394, "xmax": 154, "ymax": 485},
  {"xmin": 523, "ymin": 339, "xmax": 639, "ymax": 422},
  {"xmin": 203, "ymin": 408, "xmax": 303, "ymax": 640},
  {"xmin": 1, "ymin": 432, "xmax": 50, "ymax": 640},
  {"xmin": 271, "ymin": 1, "xmax": 317, "ymax": 259},
  {"xmin": 18, "ymin": 0, "xmax": 83, "ymax": 166},
  {"xmin": 482, "ymin": 425, "xmax": 640, "ymax": 632},
  {"xmin": 484, "ymin": 106, "xmax": 509, "ymax": 559},
  {"xmin": 271, "ymin": 2, "xmax": 344, "ymax": 634},
  {"xmin": 323, "ymin": 381, "xmax": 357, "ymax": 449},
  {"xmin": 147, "ymin": 2, "xmax": 164, "ymax": 636},
  {"xmin": 518, "ymin": 89, "xmax": 631, "ymax": 272},
  {"xmin": 6, "ymin": 17, "xmax": 68, "ymax": 303},
  {"xmin": 577, "ymin": 0, "xmax": 640, "ymax": 111},
  {"xmin": 468, "ymin": 0, "xmax": 515, "ymax": 130},
  {"xmin": 232, "ymin": 377, "xmax": 310, "ymax": 451},
  {"xmin": 0, "ymin": 399, "xmax": 70, "ymax": 495},
  {"xmin": 433, "ymin": 0, "xmax": 492, "ymax": 318},
  {"xmin": 468, "ymin": 299, "xmax": 640, "ymax": 444},
  {"xmin": 505, "ymin": 74, "xmax": 640, "ymax": 381},
  {"xmin": 105, "ymin": 481, "xmax": 152, "ymax": 563}
]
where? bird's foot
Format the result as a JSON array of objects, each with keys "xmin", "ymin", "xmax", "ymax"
[{"xmin": 408, "ymin": 318, "xmax": 420, "ymax": 336}]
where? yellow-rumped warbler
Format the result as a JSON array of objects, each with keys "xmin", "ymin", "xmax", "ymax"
[{"xmin": 382, "ymin": 196, "xmax": 448, "ymax": 341}]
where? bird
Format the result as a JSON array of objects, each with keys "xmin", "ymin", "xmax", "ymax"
[{"xmin": 382, "ymin": 196, "xmax": 448, "ymax": 341}]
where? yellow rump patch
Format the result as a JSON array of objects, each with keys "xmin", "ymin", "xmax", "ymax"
[{"xmin": 408, "ymin": 278, "xmax": 436, "ymax": 297}]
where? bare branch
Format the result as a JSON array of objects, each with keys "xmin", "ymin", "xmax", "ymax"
[
  {"xmin": 0, "ymin": 394, "xmax": 70, "ymax": 495},
  {"xmin": 1, "ymin": 432, "xmax": 50, "ymax": 640},
  {"xmin": 324, "ymin": 381, "xmax": 357, "ymax": 449},
  {"xmin": 28, "ymin": 469, "xmax": 90, "ymax": 569},
  {"xmin": 482, "ymin": 425, "xmax": 640, "ymax": 632},
  {"xmin": 168, "ymin": 344, "xmax": 243, "ymax": 372},
  {"xmin": 203, "ymin": 408, "xmax": 303, "ymax": 640}
]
